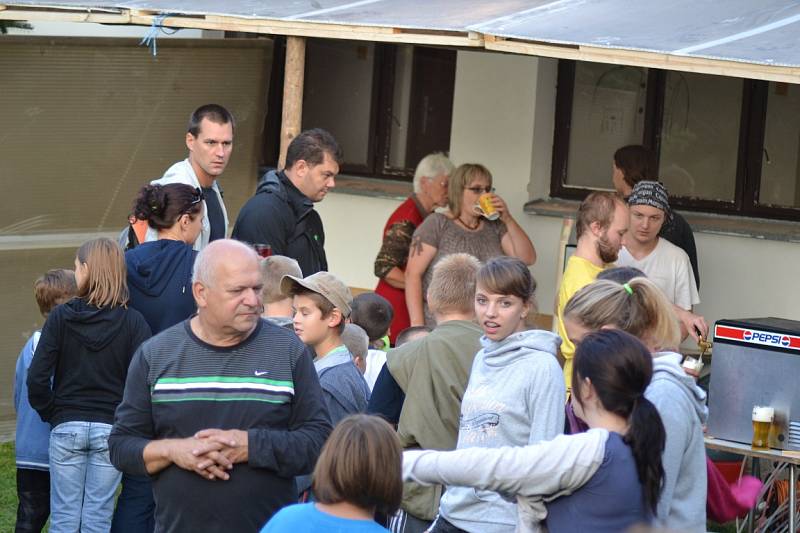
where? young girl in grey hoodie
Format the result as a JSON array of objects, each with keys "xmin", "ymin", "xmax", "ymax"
[
  {"xmin": 431, "ymin": 257, "xmax": 565, "ymax": 533},
  {"xmin": 563, "ymin": 275, "xmax": 708, "ymax": 532}
]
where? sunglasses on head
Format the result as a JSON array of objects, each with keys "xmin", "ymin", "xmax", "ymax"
[{"xmin": 190, "ymin": 188, "xmax": 205, "ymax": 205}]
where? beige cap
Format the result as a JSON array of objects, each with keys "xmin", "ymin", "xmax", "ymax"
[{"xmin": 280, "ymin": 271, "xmax": 353, "ymax": 317}]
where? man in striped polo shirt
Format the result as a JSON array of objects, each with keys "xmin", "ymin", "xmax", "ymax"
[{"xmin": 110, "ymin": 240, "xmax": 332, "ymax": 532}]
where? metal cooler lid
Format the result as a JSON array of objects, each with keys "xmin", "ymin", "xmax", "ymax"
[{"xmin": 714, "ymin": 317, "xmax": 800, "ymax": 353}]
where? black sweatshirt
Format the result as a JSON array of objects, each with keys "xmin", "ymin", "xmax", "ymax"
[
  {"xmin": 109, "ymin": 319, "xmax": 332, "ymax": 533},
  {"xmin": 27, "ymin": 298, "xmax": 151, "ymax": 427}
]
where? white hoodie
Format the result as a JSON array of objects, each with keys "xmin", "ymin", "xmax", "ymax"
[
  {"xmin": 435, "ymin": 329, "xmax": 565, "ymax": 532},
  {"xmin": 404, "ymin": 429, "xmax": 609, "ymax": 533},
  {"xmin": 646, "ymin": 352, "xmax": 708, "ymax": 532}
]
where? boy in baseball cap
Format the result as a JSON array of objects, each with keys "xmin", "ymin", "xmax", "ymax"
[{"xmin": 280, "ymin": 272, "xmax": 370, "ymax": 425}]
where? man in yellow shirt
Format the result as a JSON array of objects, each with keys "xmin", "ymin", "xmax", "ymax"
[{"xmin": 556, "ymin": 192, "xmax": 629, "ymax": 390}]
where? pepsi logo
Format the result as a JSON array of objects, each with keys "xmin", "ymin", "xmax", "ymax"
[
  {"xmin": 782, "ymin": 336, "xmax": 791, "ymax": 347},
  {"xmin": 743, "ymin": 330, "xmax": 753, "ymax": 341}
]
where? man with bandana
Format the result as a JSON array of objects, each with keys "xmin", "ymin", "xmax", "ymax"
[
  {"xmin": 555, "ymin": 192, "xmax": 629, "ymax": 391},
  {"xmin": 617, "ymin": 181, "xmax": 700, "ymax": 312}
]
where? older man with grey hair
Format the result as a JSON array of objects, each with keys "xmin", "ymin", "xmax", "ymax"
[
  {"xmin": 109, "ymin": 239, "xmax": 331, "ymax": 532},
  {"xmin": 375, "ymin": 152, "xmax": 455, "ymax": 344}
]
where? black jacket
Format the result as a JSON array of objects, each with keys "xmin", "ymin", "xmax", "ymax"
[
  {"xmin": 232, "ymin": 170, "xmax": 327, "ymax": 275},
  {"xmin": 27, "ymin": 298, "xmax": 151, "ymax": 427},
  {"xmin": 660, "ymin": 211, "xmax": 700, "ymax": 289}
]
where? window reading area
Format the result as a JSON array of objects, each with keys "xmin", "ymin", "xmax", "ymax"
[{"xmin": 551, "ymin": 60, "xmax": 800, "ymax": 221}]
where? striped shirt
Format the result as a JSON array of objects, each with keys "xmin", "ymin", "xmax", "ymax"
[{"xmin": 109, "ymin": 318, "xmax": 331, "ymax": 533}]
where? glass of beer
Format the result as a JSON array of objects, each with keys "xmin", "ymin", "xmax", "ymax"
[
  {"xmin": 751, "ymin": 406, "xmax": 774, "ymax": 449},
  {"xmin": 474, "ymin": 193, "xmax": 500, "ymax": 220}
]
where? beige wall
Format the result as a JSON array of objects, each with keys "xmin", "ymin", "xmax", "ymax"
[{"xmin": 323, "ymin": 48, "xmax": 800, "ymax": 330}]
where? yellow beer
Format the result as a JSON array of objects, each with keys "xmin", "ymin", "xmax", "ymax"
[
  {"xmin": 751, "ymin": 406, "xmax": 774, "ymax": 449},
  {"xmin": 477, "ymin": 193, "xmax": 499, "ymax": 220}
]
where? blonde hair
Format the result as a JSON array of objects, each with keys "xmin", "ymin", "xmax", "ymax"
[
  {"xmin": 447, "ymin": 163, "xmax": 492, "ymax": 218},
  {"xmin": 427, "ymin": 253, "xmax": 481, "ymax": 316},
  {"xmin": 563, "ymin": 277, "xmax": 680, "ymax": 351},
  {"xmin": 76, "ymin": 238, "xmax": 129, "ymax": 308},
  {"xmin": 576, "ymin": 191, "xmax": 626, "ymax": 240},
  {"xmin": 260, "ymin": 255, "xmax": 302, "ymax": 304}
]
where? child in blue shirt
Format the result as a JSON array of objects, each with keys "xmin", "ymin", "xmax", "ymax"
[
  {"xmin": 261, "ymin": 415, "xmax": 401, "ymax": 533},
  {"xmin": 14, "ymin": 268, "xmax": 76, "ymax": 532}
]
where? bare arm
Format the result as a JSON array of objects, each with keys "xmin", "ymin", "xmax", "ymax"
[
  {"xmin": 383, "ymin": 267, "xmax": 406, "ymax": 289},
  {"xmin": 494, "ymin": 195, "xmax": 536, "ymax": 265},
  {"xmin": 674, "ymin": 306, "xmax": 708, "ymax": 342},
  {"xmin": 405, "ymin": 235, "xmax": 438, "ymax": 327}
]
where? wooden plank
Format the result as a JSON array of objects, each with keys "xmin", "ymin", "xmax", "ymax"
[
  {"xmin": 0, "ymin": 8, "xmax": 129, "ymax": 24},
  {"xmin": 485, "ymin": 37, "xmax": 800, "ymax": 84},
  {"xmin": 278, "ymin": 36, "xmax": 305, "ymax": 170}
]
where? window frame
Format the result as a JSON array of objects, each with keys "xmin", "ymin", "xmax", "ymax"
[{"xmin": 550, "ymin": 59, "xmax": 800, "ymax": 221}]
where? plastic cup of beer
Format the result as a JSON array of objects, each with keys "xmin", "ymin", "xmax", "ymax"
[
  {"xmin": 751, "ymin": 406, "xmax": 774, "ymax": 449},
  {"xmin": 475, "ymin": 193, "xmax": 500, "ymax": 221},
  {"xmin": 253, "ymin": 243, "xmax": 272, "ymax": 258}
]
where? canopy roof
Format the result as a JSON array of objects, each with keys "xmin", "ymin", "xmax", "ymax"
[{"xmin": 2, "ymin": 0, "xmax": 800, "ymax": 82}]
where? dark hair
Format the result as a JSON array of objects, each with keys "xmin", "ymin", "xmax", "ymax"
[
  {"xmin": 34, "ymin": 269, "xmax": 77, "ymax": 316},
  {"xmin": 350, "ymin": 293, "xmax": 394, "ymax": 342},
  {"xmin": 187, "ymin": 104, "xmax": 235, "ymax": 137},
  {"xmin": 133, "ymin": 184, "xmax": 204, "ymax": 231},
  {"xmin": 572, "ymin": 330, "xmax": 665, "ymax": 515},
  {"xmin": 290, "ymin": 286, "xmax": 346, "ymax": 335},
  {"xmin": 395, "ymin": 325, "xmax": 432, "ymax": 347},
  {"xmin": 312, "ymin": 414, "xmax": 403, "ymax": 515},
  {"xmin": 285, "ymin": 128, "xmax": 343, "ymax": 169},
  {"xmin": 576, "ymin": 191, "xmax": 626, "ymax": 240},
  {"xmin": 596, "ymin": 266, "xmax": 646, "ymax": 284},
  {"xmin": 477, "ymin": 256, "xmax": 537, "ymax": 304},
  {"xmin": 613, "ymin": 145, "xmax": 658, "ymax": 188}
]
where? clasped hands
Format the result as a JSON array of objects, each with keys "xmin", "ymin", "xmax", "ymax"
[{"xmin": 170, "ymin": 428, "xmax": 249, "ymax": 481}]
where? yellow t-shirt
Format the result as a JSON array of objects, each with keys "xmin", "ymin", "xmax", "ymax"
[{"xmin": 556, "ymin": 256, "xmax": 606, "ymax": 390}]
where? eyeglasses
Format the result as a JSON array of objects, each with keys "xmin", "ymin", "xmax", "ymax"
[{"xmin": 466, "ymin": 186, "xmax": 494, "ymax": 194}]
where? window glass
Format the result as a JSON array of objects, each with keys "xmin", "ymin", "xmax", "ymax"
[
  {"xmin": 659, "ymin": 72, "xmax": 742, "ymax": 201},
  {"xmin": 565, "ymin": 63, "xmax": 647, "ymax": 189},
  {"xmin": 760, "ymin": 82, "xmax": 800, "ymax": 208},
  {"xmin": 387, "ymin": 44, "xmax": 414, "ymax": 170},
  {"xmin": 303, "ymin": 40, "xmax": 374, "ymax": 168}
]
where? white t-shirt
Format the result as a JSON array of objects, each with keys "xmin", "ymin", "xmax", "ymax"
[
  {"xmin": 618, "ymin": 238, "xmax": 700, "ymax": 310},
  {"xmin": 363, "ymin": 349, "xmax": 387, "ymax": 392}
]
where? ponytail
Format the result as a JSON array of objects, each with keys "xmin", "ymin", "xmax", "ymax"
[
  {"xmin": 564, "ymin": 276, "xmax": 680, "ymax": 351},
  {"xmin": 625, "ymin": 396, "xmax": 666, "ymax": 515},
  {"xmin": 572, "ymin": 329, "xmax": 666, "ymax": 517}
]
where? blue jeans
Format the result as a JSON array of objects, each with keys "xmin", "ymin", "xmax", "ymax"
[{"xmin": 49, "ymin": 421, "xmax": 121, "ymax": 533}]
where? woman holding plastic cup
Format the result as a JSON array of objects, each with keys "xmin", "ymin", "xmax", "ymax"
[{"xmin": 405, "ymin": 163, "xmax": 536, "ymax": 327}]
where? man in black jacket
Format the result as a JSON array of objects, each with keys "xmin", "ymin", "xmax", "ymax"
[
  {"xmin": 109, "ymin": 240, "xmax": 331, "ymax": 532},
  {"xmin": 232, "ymin": 129, "xmax": 342, "ymax": 275}
]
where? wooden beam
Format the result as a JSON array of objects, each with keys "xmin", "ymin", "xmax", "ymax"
[
  {"xmin": 278, "ymin": 36, "xmax": 306, "ymax": 170},
  {"xmin": 484, "ymin": 37, "xmax": 800, "ymax": 84},
  {"xmin": 0, "ymin": 8, "xmax": 129, "ymax": 24}
]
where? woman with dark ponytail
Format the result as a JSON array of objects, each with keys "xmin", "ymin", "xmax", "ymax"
[
  {"xmin": 114, "ymin": 183, "xmax": 203, "ymax": 532},
  {"xmin": 563, "ymin": 277, "xmax": 708, "ymax": 532},
  {"xmin": 402, "ymin": 329, "xmax": 665, "ymax": 533}
]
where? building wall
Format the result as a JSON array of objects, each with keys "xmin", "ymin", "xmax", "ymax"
[{"xmin": 324, "ymin": 48, "xmax": 800, "ymax": 332}]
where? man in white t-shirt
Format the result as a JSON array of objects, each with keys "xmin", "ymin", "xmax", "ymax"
[{"xmin": 618, "ymin": 181, "xmax": 700, "ymax": 311}]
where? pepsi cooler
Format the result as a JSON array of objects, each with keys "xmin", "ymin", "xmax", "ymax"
[{"xmin": 708, "ymin": 317, "xmax": 800, "ymax": 450}]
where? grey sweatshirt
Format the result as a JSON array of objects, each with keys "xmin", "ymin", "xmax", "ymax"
[
  {"xmin": 437, "ymin": 329, "xmax": 565, "ymax": 533},
  {"xmin": 646, "ymin": 352, "xmax": 708, "ymax": 532}
]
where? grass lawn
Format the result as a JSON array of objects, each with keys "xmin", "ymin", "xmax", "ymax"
[{"xmin": 0, "ymin": 441, "xmax": 18, "ymax": 531}]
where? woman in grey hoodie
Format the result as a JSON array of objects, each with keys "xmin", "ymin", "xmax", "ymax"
[
  {"xmin": 563, "ymin": 276, "xmax": 708, "ymax": 533},
  {"xmin": 430, "ymin": 257, "xmax": 565, "ymax": 533}
]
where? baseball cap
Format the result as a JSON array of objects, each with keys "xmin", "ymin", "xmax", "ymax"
[{"xmin": 280, "ymin": 271, "xmax": 353, "ymax": 317}]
